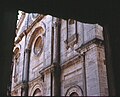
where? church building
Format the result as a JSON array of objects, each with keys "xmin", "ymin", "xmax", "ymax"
[{"xmin": 11, "ymin": 11, "xmax": 108, "ymax": 96}]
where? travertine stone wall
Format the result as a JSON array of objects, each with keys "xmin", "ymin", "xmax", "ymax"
[
  {"xmin": 85, "ymin": 45, "xmax": 108, "ymax": 96},
  {"xmin": 11, "ymin": 82, "xmax": 22, "ymax": 96},
  {"xmin": 43, "ymin": 71, "xmax": 51, "ymax": 96},
  {"xmin": 85, "ymin": 45, "xmax": 100, "ymax": 96},
  {"xmin": 28, "ymin": 76, "xmax": 43, "ymax": 96},
  {"xmin": 61, "ymin": 58, "xmax": 83, "ymax": 96},
  {"xmin": 11, "ymin": 13, "xmax": 108, "ymax": 96},
  {"xmin": 28, "ymin": 15, "xmax": 52, "ymax": 81},
  {"xmin": 11, "ymin": 36, "xmax": 26, "ymax": 94},
  {"xmin": 60, "ymin": 20, "xmax": 108, "ymax": 96},
  {"xmin": 43, "ymin": 16, "xmax": 52, "ymax": 67},
  {"xmin": 83, "ymin": 23, "xmax": 96, "ymax": 43},
  {"xmin": 97, "ymin": 46, "xmax": 108, "ymax": 96}
]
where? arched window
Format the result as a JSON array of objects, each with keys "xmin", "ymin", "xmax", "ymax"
[
  {"xmin": 33, "ymin": 88, "xmax": 42, "ymax": 96},
  {"xmin": 33, "ymin": 36, "xmax": 43, "ymax": 56}
]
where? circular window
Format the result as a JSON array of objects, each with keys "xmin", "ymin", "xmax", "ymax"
[{"xmin": 34, "ymin": 36, "xmax": 43, "ymax": 55}]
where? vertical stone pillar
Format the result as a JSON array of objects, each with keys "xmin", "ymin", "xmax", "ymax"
[
  {"xmin": 21, "ymin": 48, "xmax": 31, "ymax": 96},
  {"xmin": 82, "ymin": 52, "xmax": 87, "ymax": 96},
  {"xmin": 50, "ymin": 20, "xmax": 54, "ymax": 96},
  {"xmin": 52, "ymin": 18, "xmax": 61, "ymax": 96},
  {"xmin": 53, "ymin": 18, "xmax": 60, "ymax": 63}
]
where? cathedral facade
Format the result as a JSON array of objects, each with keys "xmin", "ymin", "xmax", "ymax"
[{"xmin": 11, "ymin": 11, "xmax": 108, "ymax": 96}]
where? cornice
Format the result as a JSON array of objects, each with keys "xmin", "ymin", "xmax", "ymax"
[{"xmin": 76, "ymin": 38, "xmax": 104, "ymax": 54}]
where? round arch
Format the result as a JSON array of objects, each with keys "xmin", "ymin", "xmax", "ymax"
[
  {"xmin": 65, "ymin": 85, "xmax": 83, "ymax": 96},
  {"xmin": 27, "ymin": 26, "xmax": 45, "ymax": 50},
  {"xmin": 29, "ymin": 83, "xmax": 43, "ymax": 96},
  {"xmin": 33, "ymin": 88, "xmax": 42, "ymax": 96}
]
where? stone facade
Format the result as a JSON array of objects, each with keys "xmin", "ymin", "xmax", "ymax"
[{"xmin": 11, "ymin": 11, "xmax": 108, "ymax": 96}]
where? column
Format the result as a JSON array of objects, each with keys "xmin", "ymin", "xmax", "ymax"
[
  {"xmin": 52, "ymin": 18, "xmax": 61, "ymax": 96},
  {"xmin": 21, "ymin": 48, "xmax": 31, "ymax": 96}
]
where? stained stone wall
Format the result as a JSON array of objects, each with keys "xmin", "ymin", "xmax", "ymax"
[
  {"xmin": 43, "ymin": 15, "xmax": 52, "ymax": 68},
  {"xmin": 11, "ymin": 13, "xmax": 108, "ymax": 96},
  {"xmin": 60, "ymin": 19, "xmax": 108, "ymax": 96},
  {"xmin": 11, "ymin": 13, "xmax": 31, "ymax": 93},
  {"xmin": 61, "ymin": 57, "xmax": 83, "ymax": 96},
  {"xmin": 85, "ymin": 44, "xmax": 100, "ymax": 96},
  {"xmin": 97, "ymin": 46, "xmax": 108, "ymax": 96}
]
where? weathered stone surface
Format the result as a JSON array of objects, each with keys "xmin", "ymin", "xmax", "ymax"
[{"xmin": 11, "ymin": 12, "xmax": 108, "ymax": 96}]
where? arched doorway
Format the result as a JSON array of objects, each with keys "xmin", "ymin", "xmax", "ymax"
[{"xmin": 33, "ymin": 88, "xmax": 42, "ymax": 96}]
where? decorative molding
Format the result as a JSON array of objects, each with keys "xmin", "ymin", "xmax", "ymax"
[
  {"xmin": 64, "ymin": 68, "xmax": 82, "ymax": 81},
  {"xmin": 65, "ymin": 85, "xmax": 83, "ymax": 96},
  {"xmin": 27, "ymin": 26, "xmax": 45, "ymax": 49},
  {"xmin": 29, "ymin": 76, "xmax": 43, "ymax": 86},
  {"xmin": 28, "ymin": 79, "xmax": 43, "ymax": 96},
  {"xmin": 61, "ymin": 54, "xmax": 80, "ymax": 70},
  {"xmin": 12, "ymin": 82, "xmax": 23, "ymax": 92},
  {"xmin": 39, "ymin": 64, "xmax": 54, "ymax": 74},
  {"xmin": 76, "ymin": 38, "xmax": 104, "ymax": 54},
  {"xmin": 41, "ymin": 21, "xmax": 46, "ymax": 36}
]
